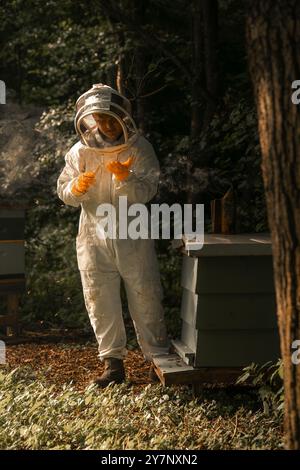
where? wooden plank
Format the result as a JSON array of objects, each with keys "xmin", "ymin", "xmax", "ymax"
[
  {"xmin": 0, "ymin": 209, "xmax": 25, "ymax": 218},
  {"xmin": 195, "ymin": 293, "xmax": 277, "ymax": 330},
  {"xmin": 0, "ymin": 275, "xmax": 25, "ymax": 282},
  {"xmin": 195, "ymin": 256, "xmax": 275, "ymax": 294},
  {"xmin": 0, "ymin": 313, "xmax": 18, "ymax": 327},
  {"xmin": 0, "ymin": 218, "xmax": 25, "ymax": 240},
  {"xmin": 183, "ymin": 233, "xmax": 272, "ymax": 257},
  {"xmin": 181, "ymin": 290, "xmax": 277, "ymax": 330},
  {"xmin": 152, "ymin": 354, "xmax": 198, "ymax": 385},
  {"xmin": 4, "ymin": 293, "xmax": 20, "ymax": 336},
  {"xmin": 180, "ymin": 288, "xmax": 198, "ymax": 327},
  {"xmin": 152, "ymin": 354, "xmax": 243, "ymax": 386},
  {"xmin": 0, "ymin": 277, "xmax": 25, "ymax": 293},
  {"xmin": 180, "ymin": 255, "xmax": 198, "ymax": 291},
  {"xmin": 171, "ymin": 339, "xmax": 195, "ymax": 366},
  {"xmin": 194, "ymin": 329, "xmax": 280, "ymax": 367},
  {"xmin": 181, "ymin": 320, "xmax": 197, "ymax": 352},
  {"xmin": 0, "ymin": 336, "xmax": 35, "ymax": 345},
  {"xmin": 7, "ymin": 293, "xmax": 19, "ymax": 313},
  {"xmin": 0, "ymin": 240, "xmax": 24, "ymax": 244},
  {"xmin": 0, "ymin": 243, "xmax": 25, "ymax": 275}
]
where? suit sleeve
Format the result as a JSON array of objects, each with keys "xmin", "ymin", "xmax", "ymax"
[
  {"xmin": 115, "ymin": 138, "xmax": 160, "ymax": 204},
  {"xmin": 57, "ymin": 150, "xmax": 90, "ymax": 208}
]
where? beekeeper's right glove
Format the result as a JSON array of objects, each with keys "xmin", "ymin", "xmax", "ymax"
[{"xmin": 71, "ymin": 171, "xmax": 96, "ymax": 196}]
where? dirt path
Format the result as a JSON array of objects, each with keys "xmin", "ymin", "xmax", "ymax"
[{"xmin": 6, "ymin": 343, "xmax": 153, "ymax": 390}]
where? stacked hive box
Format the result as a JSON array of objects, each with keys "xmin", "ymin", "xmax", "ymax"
[
  {"xmin": 0, "ymin": 206, "xmax": 25, "ymax": 336},
  {"xmin": 175, "ymin": 234, "xmax": 280, "ymax": 367}
]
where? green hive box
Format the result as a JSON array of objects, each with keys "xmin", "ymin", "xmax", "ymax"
[
  {"xmin": 0, "ymin": 207, "xmax": 25, "ymax": 280},
  {"xmin": 177, "ymin": 234, "xmax": 281, "ymax": 368}
]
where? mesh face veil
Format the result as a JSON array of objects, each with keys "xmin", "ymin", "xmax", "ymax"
[{"xmin": 74, "ymin": 84, "xmax": 138, "ymax": 149}]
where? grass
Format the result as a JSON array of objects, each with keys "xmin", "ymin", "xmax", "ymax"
[{"xmin": 0, "ymin": 363, "xmax": 283, "ymax": 450}]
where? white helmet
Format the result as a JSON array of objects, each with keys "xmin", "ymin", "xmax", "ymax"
[{"xmin": 74, "ymin": 84, "xmax": 138, "ymax": 148}]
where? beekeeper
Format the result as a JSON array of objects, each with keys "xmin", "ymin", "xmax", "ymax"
[{"xmin": 57, "ymin": 84, "xmax": 170, "ymax": 387}]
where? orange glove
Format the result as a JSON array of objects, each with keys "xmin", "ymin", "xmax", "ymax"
[
  {"xmin": 106, "ymin": 156, "xmax": 134, "ymax": 181},
  {"xmin": 71, "ymin": 171, "xmax": 96, "ymax": 196}
]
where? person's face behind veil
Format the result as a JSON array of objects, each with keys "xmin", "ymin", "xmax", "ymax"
[{"xmin": 92, "ymin": 113, "xmax": 123, "ymax": 142}]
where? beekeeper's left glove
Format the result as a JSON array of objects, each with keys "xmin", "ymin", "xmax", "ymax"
[{"xmin": 106, "ymin": 156, "xmax": 133, "ymax": 181}]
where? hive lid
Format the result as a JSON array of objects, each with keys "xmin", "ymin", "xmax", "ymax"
[{"xmin": 183, "ymin": 233, "xmax": 272, "ymax": 257}]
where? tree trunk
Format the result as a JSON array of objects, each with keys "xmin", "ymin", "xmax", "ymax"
[
  {"xmin": 247, "ymin": 0, "xmax": 300, "ymax": 450},
  {"xmin": 116, "ymin": 52, "xmax": 125, "ymax": 96},
  {"xmin": 106, "ymin": 64, "xmax": 117, "ymax": 89},
  {"xmin": 188, "ymin": 0, "xmax": 218, "ymax": 204},
  {"xmin": 202, "ymin": 0, "xmax": 218, "ymax": 129},
  {"xmin": 133, "ymin": 0, "xmax": 147, "ymax": 134},
  {"xmin": 105, "ymin": 18, "xmax": 118, "ymax": 89},
  {"xmin": 190, "ymin": 0, "xmax": 218, "ymax": 141},
  {"xmin": 190, "ymin": 0, "xmax": 203, "ymax": 142}
]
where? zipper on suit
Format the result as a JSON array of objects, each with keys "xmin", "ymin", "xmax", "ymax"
[{"xmin": 108, "ymin": 161, "xmax": 117, "ymax": 259}]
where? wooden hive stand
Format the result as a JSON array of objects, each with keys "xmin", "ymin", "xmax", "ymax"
[{"xmin": 0, "ymin": 206, "xmax": 26, "ymax": 340}]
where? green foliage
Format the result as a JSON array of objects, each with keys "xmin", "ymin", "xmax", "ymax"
[
  {"xmin": 237, "ymin": 360, "xmax": 284, "ymax": 417},
  {"xmin": 0, "ymin": 364, "xmax": 283, "ymax": 450},
  {"xmin": 1, "ymin": 0, "xmax": 268, "ymax": 328},
  {"xmin": 207, "ymin": 96, "xmax": 267, "ymax": 232},
  {"xmin": 158, "ymin": 94, "xmax": 268, "ymax": 232},
  {"xmin": 0, "ymin": 0, "xmax": 115, "ymax": 104}
]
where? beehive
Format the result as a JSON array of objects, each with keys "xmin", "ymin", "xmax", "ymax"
[
  {"xmin": 175, "ymin": 233, "xmax": 280, "ymax": 367},
  {"xmin": 0, "ymin": 206, "xmax": 25, "ymax": 336}
]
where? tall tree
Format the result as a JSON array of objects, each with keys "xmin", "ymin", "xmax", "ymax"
[
  {"xmin": 190, "ymin": 0, "xmax": 203, "ymax": 141},
  {"xmin": 247, "ymin": 0, "xmax": 300, "ymax": 449},
  {"xmin": 201, "ymin": 0, "xmax": 218, "ymax": 129},
  {"xmin": 188, "ymin": 0, "xmax": 219, "ymax": 203},
  {"xmin": 132, "ymin": 0, "xmax": 148, "ymax": 134},
  {"xmin": 190, "ymin": 0, "xmax": 218, "ymax": 142}
]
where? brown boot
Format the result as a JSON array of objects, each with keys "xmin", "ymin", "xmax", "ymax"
[{"xmin": 94, "ymin": 358, "xmax": 125, "ymax": 388}]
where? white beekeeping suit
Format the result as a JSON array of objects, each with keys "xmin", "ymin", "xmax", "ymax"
[{"xmin": 57, "ymin": 84, "xmax": 169, "ymax": 367}]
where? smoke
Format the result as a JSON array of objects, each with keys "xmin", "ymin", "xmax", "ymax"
[
  {"xmin": 158, "ymin": 153, "xmax": 231, "ymax": 201},
  {"xmin": 0, "ymin": 101, "xmax": 43, "ymax": 201}
]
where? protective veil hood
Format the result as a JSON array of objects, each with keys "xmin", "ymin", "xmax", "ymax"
[{"xmin": 74, "ymin": 84, "xmax": 138, "ymax": 150}]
